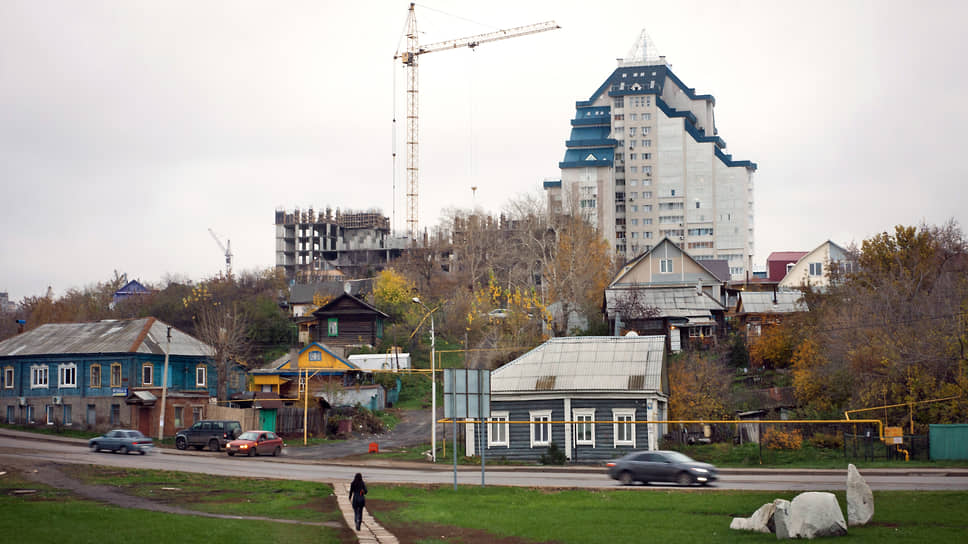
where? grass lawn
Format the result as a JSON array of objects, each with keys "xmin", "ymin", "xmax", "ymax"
[
  {"xmin": 2, "ymin": 464, "xmax": 966, "ymax": 543},
  {"xmin": 0, "ymin": 467, "xmax": 343, "ymax": 543},
  {"xmin": 370, "ymin": 485, "xmax": 968, "ymax": 543}
]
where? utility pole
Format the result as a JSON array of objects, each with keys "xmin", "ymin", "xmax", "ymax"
[{"xmin": 158, "ymin": 326, "xmax": 171, "ymax": 441}]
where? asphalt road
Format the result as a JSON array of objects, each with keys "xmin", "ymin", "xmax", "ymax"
[{"xmin": 3, "ymin": 432, "xmax": 968, "ymax": 491}]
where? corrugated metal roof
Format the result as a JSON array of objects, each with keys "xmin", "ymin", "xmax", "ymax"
[
  {"xmin": 605, "ymin": 286, "xmax": 725, "ymax": 317},
  {"xmin": 492, "ymin": 336, "xmax": 665, "ymax": 394},
  {"xmin": 767, "ymin": 251, "xmax": 808, "ymax": 262},
  {"xmin": 0, "ymin": 318, "xmax": 213, "ymax": 357},
  {"xmin": 738, "ymin": 291, "xmax": 807, "ymax": 314}
]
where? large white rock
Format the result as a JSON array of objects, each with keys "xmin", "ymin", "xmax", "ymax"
[
  {"xmin": 773, "ymin": 499, "xmax": 792, "ymax": 540},
  {"xmin": 730, "ymin": 502, "xmax": 776, "ymax": 533},
  {"xmin": 846, "ymin": 464, "xmax": 874, "ymax": 526},
  {"xmin": 788, "ymin": 492, "xmax": 848, "ymax": 539}
]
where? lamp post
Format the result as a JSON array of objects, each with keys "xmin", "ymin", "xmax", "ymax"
[{"xmin": 412, "ymin": 297, "xmax": 436, "ymax": 462}]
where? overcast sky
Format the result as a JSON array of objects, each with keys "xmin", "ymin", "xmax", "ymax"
[{"xmin": 2, "ymin": 0, "xmax": 966, "ymax": 301}]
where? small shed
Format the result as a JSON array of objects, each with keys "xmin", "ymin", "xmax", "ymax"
[{"xmin": 311, "ymin": 293, "xmax": 389, "ymax": 351}]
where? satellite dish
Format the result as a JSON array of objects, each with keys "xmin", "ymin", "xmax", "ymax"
[{"xmin": 624, "ymin": 331, "xmax": 639, "ymax": 337}]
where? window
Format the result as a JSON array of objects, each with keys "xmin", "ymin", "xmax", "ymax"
[
  {"xmin": 5, "ymin": 405, "xmax": 13, "ymax": 424},
  {"xmin": 110, "ymin": 404, "xmax": 120, "ymax": 425},
  {"xmin": 629, "ymin": 127, "xmax": 636, "ymax": 136},
  {"xmin": 644, "ymin": 231, "xmax": 653, "ymax": 239},
  {"xmin": 46, "ymin": 404, "xmax": 54, "ymax": 425},
  {"xmin": 90, "ymin": 365, "xmax": 101, "ymax": 388},
  {"xmin": 631, "ymin": 218, "xmax": 638, "ymax": 225},
  {"xmin": 642, "ymin": 153, "xmax": 651, "ymax": 160},
  {"xmin": 613, "ymin": 408, "xmax": 636, "ymax": 447},
  {"xmin": 614, "ymin": 97, "xmax": 624, "ymax": 107},
  {"xmin": 3, "ymin": 367, "xmax": 12, "ymax": 389},
  {"xmin": 643, "ymin": 113, "xmax": 651, "ymax": 120},
  {"xmin": 643, "ymin": 165, "xmax": 652, "ymax": 176},
  {"xmin": 62, "ymin": 404, "xmax": 72, "ymax": 426},
  {"xmin": 174, "ymin": 406, "xmax": 183, "ymax": 428},
  {"xmin": 642, "ymin": 139, "xmax": 651, "ymax": 147},
  {"xmin": 689, "ymin": 326, "xmax": 713, "ymax": 338},
  {"xmin": 660, "ymin": 259, "xmax": 673, "ymax": 273},
  {"xmin": 786, "ymin": 263, "xmax": 795, "ymax": 274},
  {"xmin": 488, "ymin": 411, "xmax": 509, "ymax": 447},
  {"xmin": 809, "ymin": 262, "xmax": 823, "ymax": 276},
  {"xmin": 58, "ymin": 363, "xmax": 77, "ymax": 388},
  {"xmin": 26, "ymin": 405, "xmax": 34, "ymax": 424},
  {"xmin": 641, "ymin": 126, "xmax": 650, "ymax": 135},
  {"xmin": 111, "ymin": 363, "xmax": 122, "ymax": 387},
  {"xmin": 327, "ymin": 318, "xmax": 338, "ymax": 337},
  {"xmin": 530, "ymin": 410, "xmax": 552, "ymax": 447},
  {"xmin": 573, "ymin": 408, "xmax": 595, "ymax": 446},
  {"xmin": 192, "ymin": 406, "xmax": 202, "ymax": 423},
  {"xmin": 195, "ymin": 366, "xmax": 207, "ymax": 387},
  {"xmin": 30, "ymin": 365, "xmax": 49, "ymax": 388},
  {"xmin": 630, "ymin": 113, "xmax": 637, "ymax": 121},
  {"xmin": 142, "ymin": 363, "xmax": 153, "ymax": 386}
]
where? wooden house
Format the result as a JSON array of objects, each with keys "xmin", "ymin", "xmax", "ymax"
[
  {"xmin": 310, "ymin": 293, "xmax": 389, "ymax": 353},
  {"xmin": 0, "ymin": 318, "xmax": 245, "ymax": 436},
  {"xmin": 476, "ymin": 335, "xmax": 668, "ymax": 464}
]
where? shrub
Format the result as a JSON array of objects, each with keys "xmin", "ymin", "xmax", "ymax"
[
  {"xmin": 762, "ymin": 427, "xmax": 803, "ymax": 450},
  {"xmin": 539, "ymin": 442, "xmax": 567, "ymax": 465},
  {"xmin": 808, "ymin": 432, "xmax": 843, "ymax": 450}
]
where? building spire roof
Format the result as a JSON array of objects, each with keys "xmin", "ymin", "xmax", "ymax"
[{"xmin": 621, "ymin": 29, "xmax": 664, "ymax": 66}]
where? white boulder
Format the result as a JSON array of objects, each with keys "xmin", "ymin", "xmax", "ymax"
[
  {"xmin": 787, "ymin": 491, "xmax": 848, "ymax": 539},
  {"xmin": 773, "ymin": 499, "xmax": 792, "ymax": 539},
  {"xmin": 730, "ymin": 502, "xmax": 776, "ymax": 533},
  {"xmin": 846, "ymin": 464, "xmax": 874, "ymax": 526}
]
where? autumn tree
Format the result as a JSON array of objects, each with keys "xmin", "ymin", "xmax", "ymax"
[
  {"xmin": 184, "ymin": 284, "xmax": 251, "ymax": 401},
  {"xmin": 668, "ymin": 351, "xmax": 733, "ymax": 420}
]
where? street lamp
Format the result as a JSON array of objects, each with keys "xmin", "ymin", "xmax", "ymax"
[{"xmin": 412, "ymin": 296, "xmax": 437, "ymax": 462}]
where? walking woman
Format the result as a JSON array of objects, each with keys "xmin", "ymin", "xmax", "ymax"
[{"xmin": 349, "ymin": 473, "xmax": 368, "ymax": 531}]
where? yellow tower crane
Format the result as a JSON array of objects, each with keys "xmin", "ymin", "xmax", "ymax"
[{"xmin": 394, "ymin": 3, "xmax": 559, "ymax": 242}]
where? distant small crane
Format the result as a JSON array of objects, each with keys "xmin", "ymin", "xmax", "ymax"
[{"xmin": 208, "ymin": 228, "xmax": 233, "ymax": 277}]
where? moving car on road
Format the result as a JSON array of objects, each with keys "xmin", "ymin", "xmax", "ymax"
[
  {"xmin": 606, "ymin": 450, "xmax": 718, "ymax": 486},
  {"xmin": 89, "ymin": 429, "xmax": 154, "ymax": 455},
  {"xmin": 226, "ymin": 430, "xmax": 285, "ymax": 457}
]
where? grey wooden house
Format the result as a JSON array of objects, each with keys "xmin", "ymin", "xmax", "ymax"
[{"xmin": 478, "ymin": 335, "xmax": 669, "ymax": 464}]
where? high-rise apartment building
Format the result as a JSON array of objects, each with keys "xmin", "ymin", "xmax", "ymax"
[{"xmin": 544, "ymin": 32, "xmax": 757, "ymax": 279}]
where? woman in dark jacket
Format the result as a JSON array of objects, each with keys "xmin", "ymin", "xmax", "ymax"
[{"xmin": 349, "ymin": 473, "xmax": 368, "ymax": 530}]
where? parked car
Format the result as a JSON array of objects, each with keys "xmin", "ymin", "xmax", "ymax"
[
  {"xmin": 226, "ymin": 430, "xmax": 285, "ymax": 457},
  {"xmin": 89, "ymin": 429, "xmax": 154, "ymax": 455},
  {"xmin": 606, "ymin": 450, "xmax": 718, "ymax": 486},
  {"xmin": 174, "ymin": 420, "xmax": 242, "ymax": 451}
]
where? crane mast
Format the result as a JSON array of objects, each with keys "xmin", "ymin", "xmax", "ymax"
[
  {"xmin": 208, "ymin": 228, "xmax": 233, "ymax": 278},
  {"xmin": 395, "ymin": 3, "xmax": 559, "ymax": 242}
]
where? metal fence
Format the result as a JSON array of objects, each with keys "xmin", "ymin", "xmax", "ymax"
[{"xmin": 843, "ymin": 432, "xmax": 929, "ymax": 462}]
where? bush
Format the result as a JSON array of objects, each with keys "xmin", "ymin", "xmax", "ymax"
[
  {"xmin": 539, "ymin": 442, "xmax": 567, "ymax": 465},
  {"xmin": 808, "ymin": 432, "xmax": 843, "ymax": 450},
  {"xmin": 762, "ymin": 427, "xmax": 803, "ymax": 450}
]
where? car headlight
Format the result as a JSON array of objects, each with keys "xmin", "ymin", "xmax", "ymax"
[
  {"xmin": 691, "ymin": 467, "xmax": 709, "ymax": 473},
  {"xmin": 240, "ymin": 444, "xmax": 248, "ymax": 448}
]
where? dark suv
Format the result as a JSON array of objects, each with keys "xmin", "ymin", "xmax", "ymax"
[{"xmin": 174, "ymin": 420, "xmax": 242, "ymax": 451}]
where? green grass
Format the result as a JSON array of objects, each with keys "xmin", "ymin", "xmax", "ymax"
[
  {"xmin": 3, "ymin": 463, "xmax": 967, "ymax": 543},
  {"xmin": 0, "ymin": 467, "xmax": 342, "ymax": 543},
  {"xmin": 60, "ymin": 466, "xmax": 338, "ymax": 522},
  {"xmin": 371, "ymin": 485, "xmax": 968, "ymax": 543}
]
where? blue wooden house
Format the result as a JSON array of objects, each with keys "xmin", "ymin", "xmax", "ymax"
[
  {"xmin": 477, "ymin": 335, "xmax": 669, "ymax": 464},
  {"xmin": 0, "ymin": 318, "xmax": 245, "ymax": 435}
]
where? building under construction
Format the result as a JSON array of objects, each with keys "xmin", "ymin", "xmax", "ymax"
[{"xmin": 274, "ymin": 207, "xmax": 406, "ymax": 283}]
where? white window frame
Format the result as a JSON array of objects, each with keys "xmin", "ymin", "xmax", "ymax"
[
  {"xmin": 195, "ymin": 366, "xmax": 207, "ymax": 387},
  {"xmin": 613, "ymin": 408, "xmax": 636, "ymax": 447},
  {"xmin": 487, "ymin": 411, "xmax": 510, "ymax": 447},
  {"xmin": 46, "ymin": 404, "xmax": 54, "ymax": 425},
  {"xmin": 573, "ymin": 408, "xmax": 596, "ymax": 447},
  {"xmin": 3, "ymin": 367, "xmax": 12, "ymax": 389},
  {"xmin": 660, "ymin": 259, "xmax": 673, "ymax": 273},
  {"xmin": 529, "ymin": 409, "xmax": 552, "ymax": 448},
  {"xmin": 809, "ymin": 262, "xmax": 823, "ymax": 276},
  {"xmin": 142, "ymin": 363, "xmax": 153, "ymax": 386},
  {"xmin": 30, "ymin": 365, "xmax": 49, "ymax": 389},
  {"xmin": 62, "ymin": 404, "xmax": 72, "ymax": 426},
  {"xmin": 58, "ymin": 363, "xmax": 77, "ymax": 388}
]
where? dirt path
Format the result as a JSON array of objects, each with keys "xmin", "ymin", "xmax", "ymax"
[{"xmin": 287, "ymin": 408, "xmax": 436, "ymax": 460}]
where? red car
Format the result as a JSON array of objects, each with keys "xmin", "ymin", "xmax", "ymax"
[{"xmin": 225, "ymin": 430, "xmax": 285, "ymax": 457}]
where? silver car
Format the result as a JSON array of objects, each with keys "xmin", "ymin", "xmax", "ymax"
[
  {"xmin": 89, "ymin": 429, "xmax": 154, "ymax": 455},
  {"xmin": 606, "ymin": 450, "xmax": 718, "ymax": 486}
]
